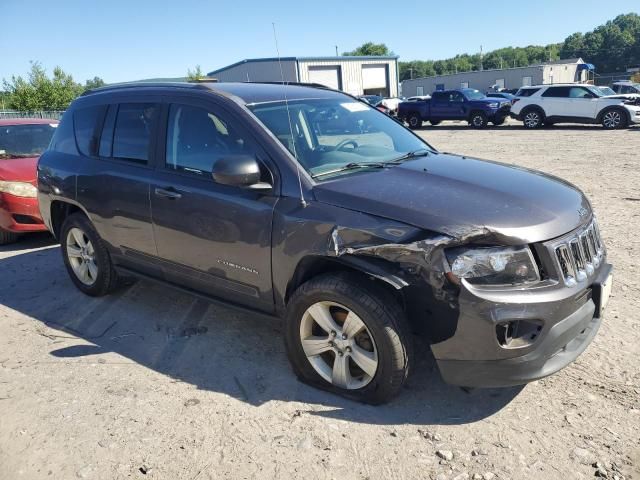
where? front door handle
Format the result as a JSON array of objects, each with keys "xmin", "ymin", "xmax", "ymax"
[{"xmin": 154, "ymin": 187, "xmax": 182, "ymax": 200}]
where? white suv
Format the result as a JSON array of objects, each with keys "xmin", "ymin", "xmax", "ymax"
[{"xmin": 511, "ymin": 84, "xmax": 640, "ymax": 129}]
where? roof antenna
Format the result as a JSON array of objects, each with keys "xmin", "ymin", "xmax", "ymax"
[{"xmin": 272, "ymin": 22, "xmax": 307, "ymax": 208}]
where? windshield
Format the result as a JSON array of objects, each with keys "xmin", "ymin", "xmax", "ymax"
[
  {"xmin": 597, "ymin": 87, "xmax": 616, "ymax": 96},
  {"xmin": 463, "ymin": 89, "xmax": 485, "ymax": 100},
  {"xmin": 0, "ymin": 123, "xmax": 58, "ymax": 160},
  {"xmin": 585, "ymin": 86, "xmax": 604, "ymax": 97},
  {"xmin": 249, "ymin": 98, "xmax": 432, "ymax": 180}
]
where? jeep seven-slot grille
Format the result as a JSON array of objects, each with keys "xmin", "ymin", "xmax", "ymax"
[{"xmin": 554, "ymin": 219, "xmax": 604, "ymax": 286}]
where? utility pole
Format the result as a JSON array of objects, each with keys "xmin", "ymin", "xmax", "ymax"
[
  {"xmin": 480, "ymin": 45, "xmax": 483, "ymax": 71},
  {"xmin": 335, "ymin": 45, "xmax": 338, "ymax": 56}
]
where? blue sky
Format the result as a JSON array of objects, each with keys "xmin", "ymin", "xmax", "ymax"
[{"xmin": 2, "ymin": 0, "xmax": 638, "ymax": 84}]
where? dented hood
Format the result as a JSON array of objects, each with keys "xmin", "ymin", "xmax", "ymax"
[{"xmin": 313, "ymin": 153, "xmax": 591, "ymax": 244}]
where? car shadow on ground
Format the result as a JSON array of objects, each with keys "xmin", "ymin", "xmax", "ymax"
[{"xmin": 0, "ymin": 237, "xmax": 524, "ymax": 426}]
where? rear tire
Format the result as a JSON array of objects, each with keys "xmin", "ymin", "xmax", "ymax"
[
  {"xmin": 60, "ymin": 213, "xmax": 120, "ymax": 296},
  {"xmin": 469, "ymin": 111, "xmax": 488, "ymax": 128},
  {"xmin": 0, "ymin": 229, "xmax": 19, "ymax": 245},
  {"xmin": 407, "ymin": 114, "xmax": 422, "ymax": 129},
  {"xmin": 521, "ymin": 107, "xmax": 544, "ymax": 128},
  {"xmin": 284, "ymin": 272, "xmax": 413, "ymax": 404},
  {"xmin": 601, "ymin": 108, "xmax": 628, "ymax": 129}
]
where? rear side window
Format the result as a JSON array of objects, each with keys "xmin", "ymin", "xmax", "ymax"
[
  {"xmin": 542, "ymin": 87, "xmax": 570, "ymax": 98},
  {"xmin": 73, "ymin": 105, "xmax": 107, "ymax": 157},
  {"xmin": 432, "ymin": 92, "xmax": 446, "ymax": 101},
  {"xmin": 112, "ymin": 103, "xmax": 159, "ymax": 163},
  {"xmin": 516, "ymin": 88, "xmax": 540, "ymax": 97}
]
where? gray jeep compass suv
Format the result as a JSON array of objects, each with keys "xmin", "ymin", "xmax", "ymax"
[{"xmin": 37, "ymin": 82, "xmax": 613, "ymax": 404}]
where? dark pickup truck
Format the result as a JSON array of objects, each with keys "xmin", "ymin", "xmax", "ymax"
[{"xmin": 398, "ymin": 88, "xmax": 512, "ymax": 129}]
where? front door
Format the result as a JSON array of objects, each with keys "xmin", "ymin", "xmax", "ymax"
[{"xmin": 149, "ymin": 100, "xmax": 278, "ymax": 311}]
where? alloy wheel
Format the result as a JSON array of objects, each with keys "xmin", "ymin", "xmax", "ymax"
[
  {"xmin": 299, "ymin": 301, "xmax": 378, "ymax": 389},
  {"xmin": 66, "ymin": 227, "xmax": 98, "ymax": 286},
  {"xmin": 472, "ymin": 115, "xmax": 485, "ymax": 127},
  {"xmin": 603, "ymin": 111, "xmax": 621, "ymax": 128},
  {"xmin": 524, "ymin": 111, "xmax": 541, "ymax": 128}
]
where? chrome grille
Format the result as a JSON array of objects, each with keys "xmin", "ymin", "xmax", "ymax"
[{"xmin": 554, "ymin": 219, "xmax": 605, "ymax": 286}]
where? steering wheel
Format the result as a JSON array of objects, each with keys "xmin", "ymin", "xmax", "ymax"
[{"xmin": 335, "ymin": 139, "xmax": 358, "ymax": 151}]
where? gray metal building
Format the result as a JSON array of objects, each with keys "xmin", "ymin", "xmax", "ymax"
[
  {"xmin": 401, "ymin": 58, "xmax": 589, "ymax": 96},
  {"xmin": 207, "ymin": 56, "xmax": 399, "ymax": 97}
]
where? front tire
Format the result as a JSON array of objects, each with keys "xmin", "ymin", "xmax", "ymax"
[
  {"xmin": 407, "ymin": 114, "xmax": 422, "ymax": 129},
  {"xmin": 284, "ymin": 272, "xmax": 412, "ymax": 404},
  {"xmin": 601, "ymin": 108, "xmax": 628, "ymax": 129},
  {"xmin": 469, "ymin": 111, "xmax": 488, "ymax": 128},
  {"xmin": 0, "ymin": 228, "xmax": 19, "ymax": 245},
  {"xmin": 60, "ymin": 213, "xmax": 120, "ymax": 296},
  {"xmin": 522, "ymin": 108, "xmax": 544, "ymax": 128}
]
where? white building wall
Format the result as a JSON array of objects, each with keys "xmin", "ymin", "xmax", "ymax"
[
  {"xmin": 298, "ymin": 59, "xmax": 398, "ymax": 97},
  {"xmin": 210, "ymin": 60, "xmax": 298, "ymax": 83},
  {"xmin": 401, "ymin": 60, "xmax": 585, "ymax": 97}
]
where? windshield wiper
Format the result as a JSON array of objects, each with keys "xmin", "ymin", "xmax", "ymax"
[
  {"xmin": 311, "ymin": 151, "xmax": 432, "ymax": 179},
  {"xmin": 391, "ymin": 149, "xmax": 432, "ymax": 163},
  {"xmin": 311, "ymin": 161, "xmax": 400, "ymax": 179}
]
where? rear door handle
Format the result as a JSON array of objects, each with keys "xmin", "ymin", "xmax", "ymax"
[{"xmin": 154, "ymin": 187, "xmax": 183, "ymax": 200}]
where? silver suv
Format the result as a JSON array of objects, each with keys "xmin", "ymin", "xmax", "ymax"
[{"xmin": 511, "ymin": 84, "xmax": 640, "ymax": 129}]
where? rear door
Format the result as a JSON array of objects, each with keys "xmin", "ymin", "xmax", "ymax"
[
  {"xmin": 540, "ymin": 86, "xmax": 570, "ymax": 117},
  {"xmin": 149, "ymin": 97, "xmax": 278, "ymax": 311},
  {"xmin": 431, "ymin": 91, "xmax": 466, "ymax": 119},
  {"xmin": 75, "ymin": 98, "xmax": 161, "ymax": 276},
  {"xmin": 429, "ymin": 91, "xmax": 449, "ymax": 118}
]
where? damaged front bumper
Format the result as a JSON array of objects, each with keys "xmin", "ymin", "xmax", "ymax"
[{"xmin": 432, "ymin": 263, "xmax": 612, "ymax": 387}]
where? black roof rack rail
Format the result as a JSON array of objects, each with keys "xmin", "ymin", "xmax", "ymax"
[
  {"xmin": 81, "ymin": 81, "xmax": 206, "ymax": 97},
  {"xmin": 243, "ymin": 81, "xmax": 333, "ymax": 90}
]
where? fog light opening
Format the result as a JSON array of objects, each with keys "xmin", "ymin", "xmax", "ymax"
[{"xmin": 496, "ymin": 319, "xmax": 543, "ymax": 349}]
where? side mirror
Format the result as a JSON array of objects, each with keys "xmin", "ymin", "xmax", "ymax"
[{"xmin": 211, "ymin": 154, "xmax": 272, "ymax": 190}]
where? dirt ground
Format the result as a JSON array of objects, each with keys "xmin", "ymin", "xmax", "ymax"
[{"xmin": 1, "ymin": 121, "xmax": 639, "ymax": 480}]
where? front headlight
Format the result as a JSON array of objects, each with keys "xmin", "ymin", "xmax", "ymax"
[
  {"xmin": 0, "ymin": 181, "xmax": 38, "ymax": 198},
  {"xmin": 446, "ymin": 246, "xmax": 540, "ymax": 286},
  {"xmin": 487, "ymin": 102, "xmax": 499, "ymax": 108}
]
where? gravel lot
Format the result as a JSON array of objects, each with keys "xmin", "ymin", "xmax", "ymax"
[{"xmin": 1, "ymin": 121, "xmax": 639, "ymax": 480}]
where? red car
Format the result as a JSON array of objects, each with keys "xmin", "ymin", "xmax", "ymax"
[{"xmin": 0, "ymin": 118, "xmax": 59, "ymax": 244}]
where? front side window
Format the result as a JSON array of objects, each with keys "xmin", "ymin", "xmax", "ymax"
[
  {"xmin": 112, "ymin": 103, "xmax": 159, "ymax": 163},
  {"xmin": 0, "ymin": 123, "xmax": 58, "ymax": 160},
  {"xmin": 249, "ymin": 98, "xmax": 431, "ymax": 180},
  {"xmin": 462, "ymin": 89, "xmax": 485, "ymax": 100},
  {"xmin": 449, "ymin": 92, "xmax": 464, "ymax": 102},
  {"xmin": 569, "ymin": 87, "xmax": 596, "ymax": 99},
  {"xmin": 165, "ymin": 104, "xmax": 251, "ymax": 175}
]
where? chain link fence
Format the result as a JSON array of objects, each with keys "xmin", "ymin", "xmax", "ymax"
[{"xmin": 0, "ymin": 110, "xmax": 65, "ymax": 120}]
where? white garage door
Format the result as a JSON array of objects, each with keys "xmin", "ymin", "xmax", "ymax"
[
  {"xmin": 308, "ymin": 66, "xmax": 340, "ymax": 90},
  {"xmin": 361, "ymin": 65, "xmax": 387, "ymax": 89}
]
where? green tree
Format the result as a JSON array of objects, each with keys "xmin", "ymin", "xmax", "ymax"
[
  {"xmin": 187, "ymin": 65, "xmax": 205, "ymax": 81},
  {"xmin": 84, "ymin": 76, "xmax": 105, "ymax": 90},
  {"xmin": 3, "ymin": 62, "xmax": 84, "ymax": 111},
  {"xmin": 343, "ymin": 42, "xmax": 393, "ymax": 56}
]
